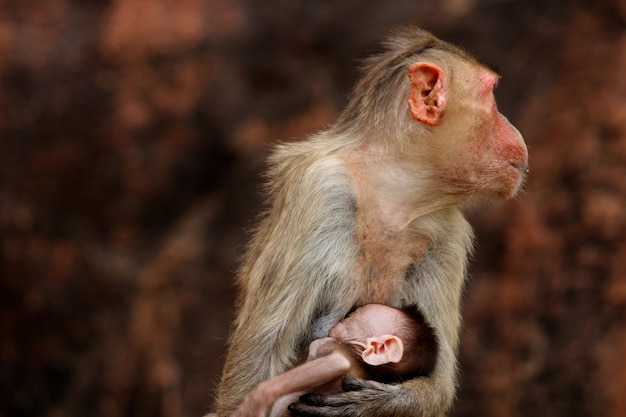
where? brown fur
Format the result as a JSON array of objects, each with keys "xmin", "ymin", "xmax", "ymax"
[{"xmin": 214, "ymin": 27, "xmax": 527, "ymax": 417}]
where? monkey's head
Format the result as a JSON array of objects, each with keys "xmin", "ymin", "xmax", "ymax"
[
  {"xmin": 339, "ymin": 27, "xmax": 528, "ymax": 203},
  {"xmin": 407, "ymin": 55, "xmax": 528, "ymax": 201}
]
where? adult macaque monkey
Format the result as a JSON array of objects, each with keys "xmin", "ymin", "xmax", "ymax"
[{"xmin": 214, "ymin": 27, "xmax": 528, "ymax": 417}]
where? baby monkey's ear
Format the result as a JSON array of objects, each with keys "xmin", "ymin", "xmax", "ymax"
[{"xmin": 361, "ymin": 335, "xmax": 404, "ymax": 366}]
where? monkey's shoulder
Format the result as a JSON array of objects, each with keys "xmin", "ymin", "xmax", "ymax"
[{"xmin": 266, "ymin": 140, "xmax": 357, "ymax": 210}]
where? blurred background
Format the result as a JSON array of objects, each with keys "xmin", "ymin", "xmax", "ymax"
[{"xmin": 1, "ymin": 1, "xmax": 625, "ymax": 416}]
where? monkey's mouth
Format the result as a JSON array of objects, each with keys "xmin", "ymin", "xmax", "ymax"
[
  {"xmin": 504, "ymin": 162, "xmax": 529, "ymax": 197},
  {"xmin": 511, "ymin": 162, "xmax": 529, "ymax": 174}
]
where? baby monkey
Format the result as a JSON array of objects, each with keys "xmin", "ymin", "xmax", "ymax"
[{"xmin": 231, "ymin": 304, "xmax": 438, "ymax": 417}]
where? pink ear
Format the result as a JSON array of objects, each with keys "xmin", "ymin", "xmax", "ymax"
[
  {"xmin": 407, "ymin": 63, "xmax": 447, "ymax": 126},
  {"xmin": 361, "ymin": 335, "xmax": 404, "ymax": 366}
]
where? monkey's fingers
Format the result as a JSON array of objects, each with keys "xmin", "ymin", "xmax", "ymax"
[
  {"xmin": 341, "ymin": 377, "xmax": 376, "ymax": 392},
  {"xmin": 297, "ymin": 393, "xmax": 355, "ymax": 408},
  {"xmin": 297, "ymin": 393, "xmax": 326, "ymax": 406},
  {"xmin": 288, "ymin": 393, "xmax": 360, "ymax": 417}
]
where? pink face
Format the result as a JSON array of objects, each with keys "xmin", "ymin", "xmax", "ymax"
[
  {"xmin": 438, "ymin": 66, "xmax": 528, "ymax": 199},
  {"xmin": 328, "ymin": 304, "xmax": 404, "ymax": 342}
]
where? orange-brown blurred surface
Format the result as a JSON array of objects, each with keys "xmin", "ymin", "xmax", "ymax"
[{"xmin": 1, "ymin": 1, "xmax": 625, "ymax": 417}]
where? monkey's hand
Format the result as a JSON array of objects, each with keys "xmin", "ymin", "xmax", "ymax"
[{"xmin": 288, "ymin": 378, "xmax": 416, "ymax": 417}]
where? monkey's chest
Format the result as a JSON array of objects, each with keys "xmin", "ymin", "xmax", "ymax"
[{"xmin": 355, "ymin": 224, "xmax": 429, "ymax": 305}]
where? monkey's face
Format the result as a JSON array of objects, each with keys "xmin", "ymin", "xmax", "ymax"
[{"xmin": 431, "ymin": 63, "xmax": 528, "ymax": 200}]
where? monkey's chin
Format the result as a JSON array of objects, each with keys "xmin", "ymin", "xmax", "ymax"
[
  {"xmin": 502, "ymin": 170, "xmax": 527, "ymax": 199},
  {"xmin": 481, "ymin": 170, "xmax": 526, "ymax": 200}
]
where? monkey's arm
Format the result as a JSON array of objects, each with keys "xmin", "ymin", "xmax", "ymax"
[
  {"xmin": 232, "ymin": 351, "xmax": 351, "ymax": 417},
  {"xmin": 289, "ymin": 370, "xmax": 455, "ymax": 417}
]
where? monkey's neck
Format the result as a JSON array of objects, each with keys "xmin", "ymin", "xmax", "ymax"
[
  {"xmin": 341, "ymin": 148, "xmax": 465, "ymax": 305},
  {"xmin": 340, "ymin": 148, "xmax": 459, "ymax": 232}
]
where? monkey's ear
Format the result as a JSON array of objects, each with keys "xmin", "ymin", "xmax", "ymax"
[
  {"xmin": 407, "ymin": 63, "xmax": 447, "ymax": 126},
  {"xmin": 361, "ymin": 335, "xmax": 404, "ymax": 366}
]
